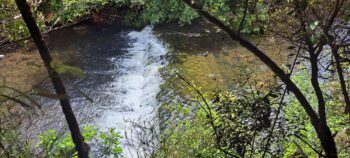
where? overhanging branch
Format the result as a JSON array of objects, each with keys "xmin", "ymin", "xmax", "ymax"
[{"xmin": 181, "ymin": 0, "xmax": 320, "ymax": 125}]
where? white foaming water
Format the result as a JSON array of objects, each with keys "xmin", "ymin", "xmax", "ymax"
[{"xmin": 94, "ymin": 26, "xmax": 167, "ymax": 157}]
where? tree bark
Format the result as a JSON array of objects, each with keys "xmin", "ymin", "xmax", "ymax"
[
  {"xmin": 317, "ymin": 121, "xmax": 338, "ymax": 158},
  {"xmin": 322, "ymin": 0, "xmax": 349, "ymax": 114},
  {"xmin": 333, "ymin": 47, "xmax": 350, "ymax": 114},
  {"xmin": 310, "ymin": 51, "xmax": 326, "ymax": 121},
  {"xmin": 14, "ymin": 0, "xmax": 89, "ymax": 157}
]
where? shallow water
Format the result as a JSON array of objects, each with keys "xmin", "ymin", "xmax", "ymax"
[{"xmin": 155, "ymin": 22, "xmax": 286, "ymax": 93}]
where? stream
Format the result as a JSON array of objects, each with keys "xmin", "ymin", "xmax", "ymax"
[
  {"xmin": 93, "ymin": 26, "xmax": 167, "ymax": 157},
  {"xmin": 29, "ymin": 24, "xmax": 167, "ymax": 157},
  {"xmin": 23, "ymin": 21, "xmax": 285, "ymax": 158}
]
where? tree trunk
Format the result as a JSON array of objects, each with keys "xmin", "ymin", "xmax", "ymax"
[
  {"xmin": 14, "ymin": 0, "xmax": 89, "ymax": 157},
  {"xmin": 317, "ymin": 121, "xmax": 338, "ymax": 158},
  {"xmin": 333, "ymin": 48, "xmax": 350, "ymax": 114}
]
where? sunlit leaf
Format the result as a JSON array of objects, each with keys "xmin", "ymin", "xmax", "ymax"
[{"xmin": 51, "ymin": 62, "xmax": 85, "ymax": 78}]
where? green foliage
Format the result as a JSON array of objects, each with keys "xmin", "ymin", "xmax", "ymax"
[
  {"xmin": 0, "ymin": 86, "xmax": 122, "ymax": 157},
  {"xmin": 46, "ymin": 0, "xmax": 198, "ymax": 27},
  {"xmin": 0, "ymin": 88, "xmax": 38, "ymax": 158},
  {"xmin": 156, "ymin": 62, "xmax": 350, "ymax": 157},
  {"xmin": 39, "ymin": 129, "xmax": 76, "ymax": 157},
  {"xmin": 1, "ymin": 0, "xmax": 268, "ymax": 44},
  {"xmin": 156, "ymin": 102, "xmax": 226, "ymax": 158},
  {"xmin": 0, "ymin": 127, "xmax": 34, "ymax": 158},
  {"xmin": 282, "ymin": 65, "xmax": 349, "ymax": 157},
  {"xmin": 30, "ymin": 0, "xmax": 266, "ymax": 33},
  {"xmin": 49, "ymin": 0, "xmax": 110, "ymax": 23},
  {"xmin": 124, "ymin": 0, "xmax": 198, "ymax": 27},
  {"xmin": 0, "ymin": 0, "xmax": 30, "ymax": 42},
  {"xmin": 155, "ymin": 81, "xmax": 276, "ymax": 157},
  {"xmin": 0, "ymin": 0, "xmax": 46, "ymax": 43},
  {"xmin": 39, "ymin": 125, "xmax": 123, "ymax": 158},
  {"xmin": 97, "ymin": 128, "xmax": 123, "ymax": 156},
  {"xmin": 199, "ymin": 0, "xmax": 268, "ymax": 34}
]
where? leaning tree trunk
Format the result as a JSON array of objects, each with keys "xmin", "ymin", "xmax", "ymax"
[
  {"xmin": 14, "ymin": 0, "xmax": 89, "ymax": 157},
  {"xmin": 333, "ymin": 48, "xmax": 350, "ymax": 114},
  {"xmin": 180, "ymin": 0, "xmax": 339, "ymax": 157}
]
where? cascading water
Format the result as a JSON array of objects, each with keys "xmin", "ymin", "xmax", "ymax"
[
  {"xmin": 94, "ymin": 26, "xmax": 168, "ymax": 157},
  {"xmin": 24, "ymin": 24, "xmax": 168, "ymax": 158}
]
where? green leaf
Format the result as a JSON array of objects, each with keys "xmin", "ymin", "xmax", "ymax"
[{"xmin": 51, "ymin": 62, "xmax": 85, "ymax": 78}]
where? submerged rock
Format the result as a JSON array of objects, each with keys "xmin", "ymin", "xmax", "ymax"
[
  {"xmin": 202, "ymin": 51, "xmax": 209, "ymax": 57},
  {"xmin": 208, "ymin": 73, "xmax": 216, "ymax": 80}
]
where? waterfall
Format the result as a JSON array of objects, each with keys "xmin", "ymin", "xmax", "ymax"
[{"xmin": 94, "ymin": 26, "xmax": 168, "ymax": 157}]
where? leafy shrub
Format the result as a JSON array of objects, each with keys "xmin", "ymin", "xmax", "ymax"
[{"xmin": 39, "ymin": 126, "xmax": 123, "ymax": 158}]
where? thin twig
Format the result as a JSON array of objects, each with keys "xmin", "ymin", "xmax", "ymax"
[
  {"xmin": 294, "ymin": 134, "xmax": 325, "ymax": 157},
  {"xmin": 238, "ymin": 0, "xmax": 249, "ymax": 33},
  {"xmin": 176, "ymin": 73, "xmax": 239, "ymax": 158},
  {"xmin": 261, "ymin": 44, "xmax": 302, "ymax": 157}
]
